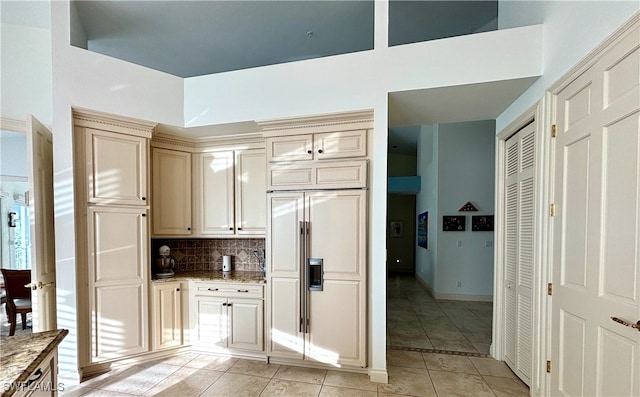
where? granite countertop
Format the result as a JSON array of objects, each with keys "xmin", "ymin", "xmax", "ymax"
[
  {"xmin": 152, "ymin": 270, "xmax": 266, "ymax": 284},
  {"xmin": 0, "ymin": 329, "xmax": 68, "ymax": 397}
]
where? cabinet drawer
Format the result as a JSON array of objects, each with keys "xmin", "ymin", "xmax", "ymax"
[
  {"xmin": 315, "ymin": 161, "xmax": 368, "ymax": 189},
  {"xmin": 193, "ymin": 282, "xmax": 264, "ymax": 299},
  {"xmin": 268, "ymin": 166, "xmax": 314, "ymax": 189},
  {"xmin": 267, "ymin": 160, "xmax": 368, "ymax": 190}
]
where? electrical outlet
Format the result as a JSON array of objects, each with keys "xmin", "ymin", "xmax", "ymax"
[
  {"xmin": 486, "ymin": 241, "xmax": 493, "ymax": 248},
  {"xmin": 456, "ymin": 240, "xmax": 463, "ymax": 248},
  {"xmin": 456, "ymin": 281, "xmax": 462, "ymax": 287}
]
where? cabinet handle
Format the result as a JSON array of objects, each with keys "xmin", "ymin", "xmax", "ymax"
[
  {"xmin": 25, "ymin": 368, "xmax": 43, "ymax": 387},
  {"xmin": 142, "ymin": 197, "xmax": 146, "ymax": 201},
  {"xmin": 237, "ymin": 289, "xmax": 249, "ymax": 293},
  {"xmin": 208, "ymin": 288, "xmax": 219, "ymax": 291},
  {"xmin": 227, "ymin": 303, "xmax": 232, "ymax": 307},
  {"xmin": 318, "ymin": 149, "xmax": 323, "ymax": 154},
  {"xmin": 307, "ymin": 150, "xmax": 312, "ymax": 154}
]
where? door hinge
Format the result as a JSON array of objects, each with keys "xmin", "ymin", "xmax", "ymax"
[
  {"xmin": 25, "ymin": 190, "xmax": 30, "ymax": 206},
  {"xmin": 547, "ymin": 283, "xmax": 553, "ymax": 296},
  {"xmin": 546, "ymin": 360, "xmax": 551, "ymax": 373},
  {"xmin": 551, "ymin": 124, "xmax": 557, "ymax": 138},
  {"xmin": 550, "ymin": 204, "xmax": 556, "ymax": 217}
]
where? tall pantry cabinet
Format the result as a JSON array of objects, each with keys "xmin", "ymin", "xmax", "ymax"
[
  {"xmin": 260, "ymin": 111, "xmax": 372, "ymax": 368},
  {"xmin": 73, "ymin": 110, "xmax": 155, "ymax": 370}
]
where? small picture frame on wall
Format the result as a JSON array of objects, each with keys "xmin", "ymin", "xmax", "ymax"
[
  {"xmin": 389, "ymin": 220, "xmax": 404, "ymax": 238},
  {"xmin": 443, "ymin": 215, "xmax": 466, "ymax": 231},
  {"xmin": 472, "ymin": 215, "xmax": 494, "ymax": 231}
]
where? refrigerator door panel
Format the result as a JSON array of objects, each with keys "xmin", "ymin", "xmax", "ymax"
[
  {"xmin": 267, "ymin": 193, "xmax": 305, "ymax": 277},
  {"xmin": 306, "ymin": 191, "xmax": 367, "ymax": 279},
  {"xmin": 269, "ymin": 277, "xmax": 304, "ymax": 359}
]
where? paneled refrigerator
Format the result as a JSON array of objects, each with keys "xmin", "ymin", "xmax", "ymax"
[{"xmin": 266, "ymin": 189, "xmax": 367, "ymax": 367}]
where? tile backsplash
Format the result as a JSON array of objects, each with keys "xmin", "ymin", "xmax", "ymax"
[{"xmin": 151, "ymin": 238, "xmax": 265, "ymax": 272}]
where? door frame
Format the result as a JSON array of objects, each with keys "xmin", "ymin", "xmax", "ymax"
[{"xmin": 493, "ymin": 101, "xmax": 551, "ymax": 396}]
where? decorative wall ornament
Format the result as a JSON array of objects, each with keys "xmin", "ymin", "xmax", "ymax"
[
  {"xmin": 472, "ymin": 215, "xmax": 494, "ymax": 231},
  {"xmin": 458, "ymin": 201, "xmax": 479, "ymax": 211},
  {"xmin": 443, "ymin": 215, "xmax": 466, "ymax": 231},
  {"xmin": 389, "ymin": 220, "xmax": 404, "ymax": 238},
  {"xmin": 417, "ymin": 212, "xmax": 428, "ymax": 249}
]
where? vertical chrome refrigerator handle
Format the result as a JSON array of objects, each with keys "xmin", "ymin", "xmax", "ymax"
[
  {"xmin": 299, "ymin": 221, "xmax": 306, "ymax": 333},
  {"xmin": 304, "ymin": 221, "xmax": 310, "ymax": 333}
]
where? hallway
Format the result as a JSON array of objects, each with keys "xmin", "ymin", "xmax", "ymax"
[{"xmin": 387, "ymin": 274, "xmax": 493, "ymax": 355}]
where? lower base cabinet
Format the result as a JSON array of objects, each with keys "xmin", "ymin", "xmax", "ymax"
[
  {"xmin": 189, "ymin": 282, "xmax": 264, "ymax": 353},
  {"xmin": 151, "ymin": 282, "xmax": 183, "ymax": 350},
  {"xmin": 15, "ymin": 349, "xmax": 59, "ymax": 397}
]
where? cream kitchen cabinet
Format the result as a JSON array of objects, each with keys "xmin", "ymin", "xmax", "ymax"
[
  {"xmin": 87, "ymin": 206, "xmax": 149, "ymax": 363},
  {"xmin": 85, "ymin": 128, "xmax": 148, "ymax": 206},
  {"xmin": 74, "ymin": 110, "xmax": 154, "ymax": 370},
  {"xmin": 151, "ymin": 282, "xmax": 183, "ymax": 350},
  {"xmin": 194, "ymin": 148, "xmax": 266, "ymax": 237},
  {"xmin": 151, "ymin": 148, "xmax": 192, "ymax": 236},
  {"xmin": 189, "ymin": 282, "xmax": 264, "ymax": 353},
  {"xmin": 266, "ymin": 130, "xmax": 367, "ymax": 163}
]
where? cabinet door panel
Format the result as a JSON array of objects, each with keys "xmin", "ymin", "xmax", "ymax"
[
  {"xmin": 235, "ymin": 149, "xmax": 266, "ymax": 235},
  {"xmin": 87, "ymin": 128, "xmax": 147, "ymax": 205},
  {"xmin": 152, "ymin": 282, "xmax": 182, "ymax": 350},
  {"xmin": 229, "ymin": 299, "xmax": 264, "ymax": 351},
  {"xmin": 196, "ymin": 151, "xmax": 235, "ymax": 235},
  {"xmin": 267, "ymin": 193, "xmax": 304, "ymax": 277},
  {"xmin": 88, "ymin": 207, "xmax": 147, "ymax": 284},
  {"xmin": 193, "ymin": 297, "xmax": 227, "ymax": 348},
  {"xmin": 92, "ymin": 283, "xmax": 148, "ymax": 362},
  {"xmin": 269, "ymin": 277, "xmax": 303, "ymax": 359},
  {"xmin": 267, "ymin": 135, "xmax": 313, "ymax": 162},
  {"xmin": 307, "ymin": 280, "xmax": 365, "ymax": 367},
  {"xmin": 152, "ymin": 149, "xmax": 192, "ymax": 235},
  {"xmin": 307, "ymin": 191, "xmax": 366, "ymax": 279},
  {"xmin": 314, "ymin": 130, "xmax": 367, "ymax": 160}
]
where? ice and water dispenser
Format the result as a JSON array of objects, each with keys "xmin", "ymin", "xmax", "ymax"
[{"xmin": 307, "ymin": 258, "xmax": 323, "ymax": 291}]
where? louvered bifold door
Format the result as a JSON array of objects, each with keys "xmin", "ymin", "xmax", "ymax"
[{"xmin": 504, "ymin": 122, "xmax": 536, "ymax": 386}]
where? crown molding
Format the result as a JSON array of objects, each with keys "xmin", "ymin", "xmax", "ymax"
[
  {"xmin": 258, "ymin": 109, "xmax": 374, "ymax": 137},
  {"xmin": 151, "ymin": 130, "xmax": 265, "ymax": 152},
  {"xmin": 1, "ymin": 118, "xmax": 26, "ymax": 133},
  {"xmin": 72, "ymin": 108, "xmax": 156, "ymax": 138}
]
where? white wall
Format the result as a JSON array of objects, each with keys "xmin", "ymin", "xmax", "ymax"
[
  {"xmin": 496, "ymin": 1, "xmax": 640, "ymax": 131},
  {"xmin": 436, "ymin": 120, "xmax": 495, "ymax": 297},
  {"xmin": 416, "ymin": 125, "xmax": 438, "ymax": 289},
  {"xmin": 50, "ymin": 1, "xmax": 185, "ymax": 378},
  {"xmin": 0, "ymin": 131, "xmax": 27, "ymax": 177},
  {"xmin": 1, "ymin": 18, "xmax": 52, "ymax": 124}
]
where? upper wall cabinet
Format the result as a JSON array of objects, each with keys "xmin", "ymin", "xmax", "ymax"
[
  {"xmin": 194, "ymin": 148, "xmax": 266, "ymax": 237},
  {"xmin": 152, "ymin": 148, "xmax": 192, "ymax": 236},
  {"xmin": 85, "ymin": 128, "xmax": 148, "ymax": 206},
  {"xmin": 235, "ymin": 149, "xmax": 267, "ymax": 235},
  {"xmin": 266, "ymin": 130, "xmax": 367, "ymax": 163}
]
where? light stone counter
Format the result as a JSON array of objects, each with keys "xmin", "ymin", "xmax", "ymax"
[
  {"xmin": 152, "ymin": 270, "xmax": 265, "ymax": 284},
  {"xmin": 0, "ymin": 329, "xmax": 68, "ymax": 397}
]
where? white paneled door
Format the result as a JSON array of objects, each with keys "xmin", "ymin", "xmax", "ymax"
[
  {"xmin": 550, "ymin": 21, "xmax": 640, "ymax": 396},
  {"xmin": 27, "ymin": 115, "xmax": 57, "ymax": 332}
]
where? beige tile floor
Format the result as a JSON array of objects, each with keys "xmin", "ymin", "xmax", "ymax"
[
  {"xmin": 387, "ymin": 275, "xmax": 493, "ymax": 354},
  {"xmin": 61, "ymin": 351, "xmax": 528, "ymax": 397}
]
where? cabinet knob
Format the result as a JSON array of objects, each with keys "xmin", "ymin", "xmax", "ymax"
[
  {"xmin": 307, "ymin": 150, "xmax": 312, "ymax": 154},
  {"xmin": 142, "ymin": 197, "xmax": 146, "ymax": 201},
  {"xmin": 229, "ymin": 227, "xmax": 234, "ymax": 231},
  {"xmin": 238, "ymin": 227, "xmax": 242, "ymax": 230},
  {"xmin": 142, "ymin": 213, "xmax": 146, "ymax": 217},
  {"xmin": 187, "ymin": 227, "xmax": 191, "ymax": 231},
  {"xmin": 318, "ymin": 149, "xmax": 323, "ymax": 154},
  {"xmin": 176, "ymin": 288, "xmax": 180, "ymax": 291}
]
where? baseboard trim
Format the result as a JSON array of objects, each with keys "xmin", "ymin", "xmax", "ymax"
[
  {"xmin": 369, "ymin": 368, "xmax": 389, "ymax": 384},
  {"xmin": 414, "ymin": 275, "xmax": 493, "ymax": 302}
]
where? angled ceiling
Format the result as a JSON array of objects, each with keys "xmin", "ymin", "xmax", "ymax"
[{"xmin": 72, "ymin": 0, "xmax": 375, "ymax": 78}]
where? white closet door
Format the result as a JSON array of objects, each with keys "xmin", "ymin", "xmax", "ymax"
[{"xmin": 504, "ymin": 122, "xmax": 536, "ymax": 385}]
